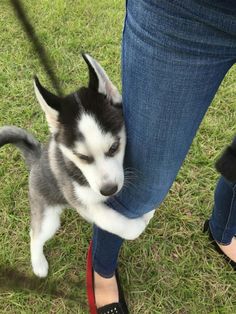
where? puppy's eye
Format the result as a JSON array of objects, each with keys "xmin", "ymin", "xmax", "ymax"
[
  {"xmin": 106, "ymin": 142, "xmax": 120, "ymax": 157},
  {"xmin": 77, "ymin": 153, "xmax": 94, "ymax": 163}
]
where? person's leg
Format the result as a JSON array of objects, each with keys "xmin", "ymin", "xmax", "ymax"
[
  {"xmin": 210, "ymin": 178, "xmax": 236, "ymax": 245},
  {"xmin": 92, "ymin": 226, "xmax": 123, "ymax": 307},
  {"xmin": 209, "ymin": 177, "xmax": 236, "ymax": 261},
  {"xmin": 92, "ymin": 0, "xmax": 236, "ymax": 308}
]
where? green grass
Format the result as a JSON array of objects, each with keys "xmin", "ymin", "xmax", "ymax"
[{"xmin": 0, "ymin": 0, "xmax": 236, "ymax": 313}]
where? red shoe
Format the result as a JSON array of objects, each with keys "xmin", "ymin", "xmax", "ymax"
[
  {"xmin": 86, "ymin": 241, "xmax": 97, "ymax": 314},
  {"xmin": 86, "ymin": 241, "xmax": 129, "ymax": 314}
]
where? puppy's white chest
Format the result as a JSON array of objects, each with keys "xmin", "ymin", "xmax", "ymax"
[{"xmin": 72, "ymin": 181, "xmax": 108, "ymax": 205}]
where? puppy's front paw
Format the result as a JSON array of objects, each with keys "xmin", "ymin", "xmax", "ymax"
[
  {"xmin": 32, "ymin": 254, "xmax": 49, "ymax": 278},
  {"xmin": 122, "ymin": 210, "xmax": 155, "ymax": 240},
  {"xmin": 122, "ymin": 218, "xmax": 146, "ymax": 240},
  {"xmin": 143, "ymin": 209, "xmax": 155, "ymax": 225}
]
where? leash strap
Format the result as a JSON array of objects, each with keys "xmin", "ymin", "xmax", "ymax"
[{"xmin": 10, "ymin": 0, "xmax": 63, "ymax": 96}]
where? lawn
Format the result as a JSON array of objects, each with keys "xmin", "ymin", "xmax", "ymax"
[{"xmin": 0, "ymin": 0, "xmax": 236, "ymax": 313}]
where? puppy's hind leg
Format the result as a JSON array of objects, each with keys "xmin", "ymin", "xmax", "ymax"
[{"xmin": 30, "ymin": 205, "xmax": 62, "ymax": 278}]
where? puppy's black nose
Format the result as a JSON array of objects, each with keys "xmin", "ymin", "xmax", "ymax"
[{"xmin": 100, "ymin": 184, "xmax": 118, "ymax": 196}]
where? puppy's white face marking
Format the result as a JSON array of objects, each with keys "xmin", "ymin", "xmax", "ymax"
[{"xmin": 59, "ymin": 113, "xmax": 126, "ymax": 196}]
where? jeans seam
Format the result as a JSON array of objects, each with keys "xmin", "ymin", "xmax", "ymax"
[
  {"xmin": 123, "ymin": 0, "xmax": 128, "ymax": 37},
  {"xmin": 92, "ymin": 227, "xmax": 99, "ymax": 268}
]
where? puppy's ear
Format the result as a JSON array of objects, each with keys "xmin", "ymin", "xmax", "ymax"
[
  {"xmin": 215, "ymin": 137, "xmax": 236, "ymax": 182},
  {"xmin": 34, "ymin": 76, "xmax": 61, "ymax": 133},
  {"xmin": 82, "ymin": 53, "xmax": 122, "ymax": 106}
]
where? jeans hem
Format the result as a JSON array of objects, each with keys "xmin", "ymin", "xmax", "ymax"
[
  {"xmin": 220, "ymin": 183, "xmax": 236, "ymax": 243},
  {"xmin": 209, "ymin": 219, "xmax": 233, "ymax": 246},
  {"xmin": 92, "ymin": 262, "xmax": 116, "ymax": 279}
]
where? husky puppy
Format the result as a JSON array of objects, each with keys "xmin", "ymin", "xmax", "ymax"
[{"xmin": 0, "ymin": 54, "xmax": 153, "ymax": 277}]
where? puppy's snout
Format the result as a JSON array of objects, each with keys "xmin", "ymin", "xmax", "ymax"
[{"xmin": 100, "ymin": 184, "xmax": 118, "ymax": 196}]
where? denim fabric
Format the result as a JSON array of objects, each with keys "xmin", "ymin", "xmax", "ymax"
[
  {"xmin": 93, "ymin": 0, "xmax": 236, "ymax": 277},
  {"xmin": 210, "ymin": 178, "xmax": 236, "ymax": 245},
  {"xmin": 92, "ymin": 225, "xmax": 123, "ymax": 278}
]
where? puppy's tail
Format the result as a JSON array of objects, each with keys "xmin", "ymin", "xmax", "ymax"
[{"xmin": 0, "ymin": 126, "xmax": 41, "ymax": 169}]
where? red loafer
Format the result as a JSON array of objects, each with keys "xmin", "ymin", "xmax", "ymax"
[{"xmin": 86, "ymin": 241, "xmax": 129, "ymax": 314}]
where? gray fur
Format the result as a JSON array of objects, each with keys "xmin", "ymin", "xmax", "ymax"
[
  {"xmin": 0, "ymin": 127, "xmax": 86, "ymax": 228},
  {"xmin": 0, "ymin": 119, "xmax": 151, "ymax": 278},
  {"xmin": 0, "ymin": 126, "xmax": 41, "ymax": 169},
  {"xmin": 0, "ymin": 55, "xmax": 153, "ymax": 277}
]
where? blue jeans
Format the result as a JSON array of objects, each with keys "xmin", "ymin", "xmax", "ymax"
[{"xmin": 92, "ymin": 0, "xmax": 236, "ymax": 277}]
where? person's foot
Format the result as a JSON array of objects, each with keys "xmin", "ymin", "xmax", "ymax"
[
  {"xmin": 204, "ymin": 220, "xmax": 236, "ymax": 267},
  {"xmin": 217, "ymin": 237, "xmax": 236, "ymax": 263},
  {"xmin": 94, "ymin": 271, "xmax": 119, "ymax": 308}
]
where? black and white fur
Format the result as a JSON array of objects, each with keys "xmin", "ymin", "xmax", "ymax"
[{"xmin": 0, "ymin": 54, "xmax": 154, "ymax": 278}]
